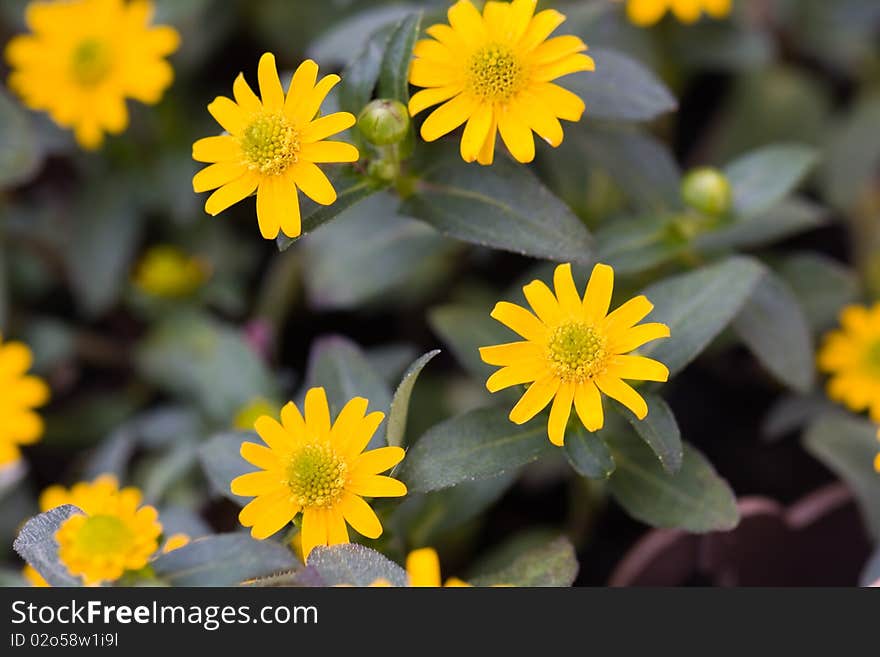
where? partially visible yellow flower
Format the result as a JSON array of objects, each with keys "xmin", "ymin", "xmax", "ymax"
[
  {"xmin": 0, "ymin": 336, "xmax": 50, "ymax": 466},
  {"xmin": 23, "ymin": 565, "xmax": 49, "ymax": 587},
  {"xmin": 231, "ymin": 388, "xmax": 407, "ymax": 559},
  {"xmin": 479, "ymin": 263, "xmax": 671, "ymax": 446},
  {"xmin": 875, "ymin": 429, "xmax": 880, "ymax": 474},
  {"xmin": 4, "ymin": 0, "xmax": 179, "ymax": 149},
  {"xmin": 818, "ymin": 303, "xmax": 880, "ymax": 422},
  {"xmin": 161, "ymin": 533, "xmax": 190, "ymax": 553},
  {"xmin": 623, "ymin": 0, "xmax": 732, "ymax": 27},
  {"xmin": 193, "ymin": 53, "xmax": 360, "ymax": 240},
  {"xmin": 406, "ymin": 548, "xmax": 470, "ymax": 587},
  {"xmin": 132, "ymin": 246, "xmax": 210, "ymax": 299},
  {"xmin": 41, "ymin": 474, "xmax": 162, "ymax": 585},
  {"xmin": 234, "ymin": 397, "xmax": 279, "ymax": 431},
  {"xmin": 408, "ymin": 0, "xmax": 593, "ymax": 165}
]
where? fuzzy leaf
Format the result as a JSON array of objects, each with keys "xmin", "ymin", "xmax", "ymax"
[
  {"xmin": 386, "ymin": 350, "xmax": 441, "ymax": 447},
  {"xmin": 614, "ymin": 393, "xmax": 683, "ymax": 474},
  {"xmin": 724, "ymin": 144, "xmax": 819, "ymax": 219},
  {"xmin": 13, "ymin": 505, "xmax": 84, "ymax": 587},
  {"xmin": 198, "ymin": 432, "xmax": 255, "ymax": 506},
  {"xmin": 377, "ymin": 12, "xmax": 421, "ymax": 103},
  {"xmin": 470, "ymin": 537, "xmax": 579, "ymax": 587},
  {"xmin": 306, "ymin": 543, "xmax": 407, "ymax": 586},
  {"xmin": 563, "ymin": 425, "xmax": 615, "ymax": 479}
]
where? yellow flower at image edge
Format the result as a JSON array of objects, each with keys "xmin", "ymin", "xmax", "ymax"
[
  {"xmin": 409, "ymin": 0, "xmax": 594, "ymax": 165},
  {"xmin": 231, "ymin": 388, "xmax": 407, "ymax": 559},
  {"xmin": 405, "ymin": 548, "xmax": 470, "ymax": 587},
  {"xmin": 818, "ymin": 303, "xmax": 880, "ymax": 422},
  {"xmin": 41, "ymin": 475, "xmax": 162, "ymax": 585},
  {"xmin": 23, "ymin": 565, "xmax": 49, "ymax": 587},
  {"xmin": 480, "ymin": 263, "xmax": 670, "ymax": 445},
  {"xmin": 624, "ymin": 0, "xmax": 732, "ymax": 26},
  {"xmin": 133, "ymin": 246, "xmax": 210, "ymax": 299},
  {"xmin": 4, "ymin": 0, "xmax": 179, "ymax": 149},
  {"xmin": 0, "ymin": 335, "xmax": 50, "ymax": 466},
  {"xmin": 193, "ymin": 53, "xmax": 360, "ymax": 240}
]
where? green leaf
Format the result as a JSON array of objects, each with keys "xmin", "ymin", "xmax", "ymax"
[
  {"xmin": 428, "ymin": 304, "xmax": 514, "ymax": 384},
  {"xmin": 400, "ymin": 406, "xmax": 554, "ymax": 493},
  {"xmin": 732, "ymin": 269, "xmax": 815, "ymax": 393},
  {"xmin": 820, "ymin": 93, "xmax": 880, "ymax": 211},
  {"xmin": 301, "ymin": 192, "xmax": 458, "ymax": 310},
  {"xmin": 563, "ymin": 47, "xmax": 677, "ymax": 122},
  {"xmin": 308, "ymin": 4, "xmax": 419, "ymax": 66},
  {"xmin": 563, "ymin": 425, "xmax": 615, "ymax": 479},
  {"xmin": 860, "ymin": 548, "xmax": 880, "ymax": 587},
  {"xmin": 135, "ymin": 311, "xmax": 277, "ymax": 423},
  {"xmin": 276, "ymin": 170, "xmax": 388, "ymax": 251},
  {"xmin": 386, "ymin": 349, "xmax": 441, "ymax": 448},
  {"xmin": 199, "ymin": 432, "xmax": 254, "ymax": 506},
  {"xmin": 305, "ymin": 543, "xmax": 407, "ymax": 587},
  {"xmin": 470, "ymin": 537, "xmax": 579, "ymax": 587},
  {"xmin": 337, "ymin": 29, "xmax": 385, "ymax": 117},
  {"xmin": 0, "ymin": 87, "xmax": 43, "ymax": 189},
  {"xmin": 152, "ymin": 534, "xmax": 300, "ymax": 586},
  {"xmin": 606, "ymin": 430, "xmax": 739, "ymax": 533},
  {"xmin": 595, "ymin": 213, "xmax": 683, "ymax": 275},
  {"xmin": 377, "ymin": 12, "xmax": 421, "ymax": 103},
  {"xmin": 803, "ymin": 413, "xmax": 880, "ymax": 541},
  {"xmin": 402, "ymin": 146, "xmax": 594, "ymax": 264},
  {"xmin": 776, "ymin": 252, "xmax": 860, "ymax": 334},
  {"xmin": 614, "ymin": 393, "xmax": 683, "ymax": 474},
  {"xmin": 724, "ymin": 144, "xmax": 819, "ymax": 219},
  {"xmin": 304, "ymin": 336, "xmax": 392, "ymax": 449},
  {"xmin": 639, "ymin": 256, "xmax": 765, "ymax": 376},
  {"xmin": 13, "ymin": 505, "xmax": 84, "ymax": 587}
]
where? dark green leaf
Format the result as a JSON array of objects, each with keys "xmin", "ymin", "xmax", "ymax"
[
  {"xmin": 563, "ymin": 424, "xmax": 615, "ymax": 479},
  {"xmin": 606, "ymin": 430, "xmax": 739, "ymax": 533},
  {"xmin": 803, "ymin": 413, "xmax": 880, "ymax": 540},
  {"xmin": 615, "ymin": 393, "xmax": 683, "ymax": 474},
  {"xmin": 595, "ymin": 213, "xmax": 682, "ymax": 275},
  {"xmin": 377, "ymin": 12, "xmax": 422, "ymax": 103},
  {"xmin": 428, "ymin": 304, "xmax": 514, "ymax": 384},
  {"xmin": 198, "ymin": 432, "xmax": 254, "ymax": 506},
  {"xmin": 386, "ymin": 349, "xmax": 441, "ymax": 447},
  {"xmin": 724, "ymin": 144, "xmax": 819, "ymax": 219},
  {"xmin": 470, "ymin": 537, "xmax": 579, "ymax": 587},
  {"xmin": 401, "ymin": 406, "xmax": 554, "ymax": 493},
  {"xmin": 152, "ymin": 534, "xmax": 300, "ymax": 586},
  {"xmin": 308, "ymin": 4, "xmax": 419, "ymax": 65},
  {"xmin": 732, "ymin": 270, "xmax": 815, "ymax": 393},
  {"xmin": 13, "ymin": 505, "xmax": 84, "ymax": 587},
  {"xmin": 403, "ymin": 147, "xmax": 594, "ymax": 264},
  {"xmin": 0, "ymin": 87, "xmax": 43, "ymax": 189},
  {"xmin": 639, "ymin": 256, "xmax": 765, "ymax": 376},
  {"xmin": 306, "ymin": 543, "xmax": 407, "ymax": 586},
  {"xmin": 776, "ymin": 252, "xmax": 859, "ymax": 333}
]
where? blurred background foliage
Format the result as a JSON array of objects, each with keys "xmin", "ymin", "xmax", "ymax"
[{"xmin": 1, "ymin": 0, "xmax": 879, "ymax": 585}]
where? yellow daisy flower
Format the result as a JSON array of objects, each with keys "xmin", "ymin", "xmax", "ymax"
[
  {"xmin": 818, "ymin": 303, "xmax": 880, "ymax": 422},
  {"xmin": 22, "ymin": 564, "xmax": 49, "ymax": 587},
  {"xmin": 408, "ymin": 0, "xmax": 594, "ymax": 165},
  {"xmin": 479, "ymin": 263, "xmax": 671, "ymax": 446},
  {"xmin": 0, "ymin": 336, "xmax": 50, "ymax": 466},
  {"xmin": 192, "ymin": 53, "xmax": 360, "ymax": 240},
  {"xmin": 41, "ymin": 474, "xmax": 162, "ymax": 585},
  {"xmin": 623, "ymin": 0, "xmax": 732, "ymax": 27},
  {"xmin": 132, "ymin": 245, "xmax": 210, "ymax": 299},
  {"xmin": 4, "ymin": 0, "xmax": 179, "ymax": 149},
  {"xmin": 405, "ymin": 547, "xmax": 470, "ymax": 587},
  {"xmin": 231, "ymin": 387, "xmax": 407, "ymax": 559}
]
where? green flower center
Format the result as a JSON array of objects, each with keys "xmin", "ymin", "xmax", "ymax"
[
  {"xmin": 71, "ymin": 39, "xmax": 113, "ymax": 86},
  {"xmin": 240, "ymin": 112, "xmax": 300, "ymax": 176},
  {"xmin": 547, "ymin": 322, "xmax": 608, "ymax": 382},
  {"xmin": 286, "ymin": 443, "xmax": 347, "ymax": 508},
  {"xmin": 467, "ymin": 44, "xmax": 525, "ymax": 102},
  {"xmin": 73, "ymin": 515, "xmax": 134, "ymax": 556}
]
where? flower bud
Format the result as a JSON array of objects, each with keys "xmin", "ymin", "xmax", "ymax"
[
  {"xmin": 681, "ymin": 167, "xmax": 733, "ymax": 217},
  {"xmin": 357, "ymin": 99, "xmax": 410, "ymax": 146}
]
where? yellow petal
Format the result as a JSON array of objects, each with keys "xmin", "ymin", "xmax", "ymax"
[
  {"xmin": 204, "ymin": 172, "xmax": 258, "ymax": 216},
  {"xmin": 301, "ymin": 507, "xmax": 328, "ymax": 560},
  {"xmin": 293, "ymin": 162, "xmax": 337, "ymax": 206},
  {"xmin": 448, "ymin": 0, "xmax": 487, "ymax": 42},
  {"xmin": 7, "ymin": 375, "xmax": 50, "ymax": 406},
  {"xmin": 300, "ymin": 112, "xmax": 356, "ymax": 143},
  {"xmin": 406, "ymin": 547, "xmax": 442, "ymax": 587},
  {"xmin": 256, "ymin": 175, "xmax": 298, "ymax": 239},
  {"xmin": 523, "ymin": 279, "xmax": 562, "ymax": 325},
  {"xmin": 326, "ymin": 507, "xmax": 349, "ymax": 546},
  {"xmin": 339, "ymin": 492, "xmax": 383, "ymax": 539},
  {"xmin": 479, "ymin": 341, "xmax": 542, "ymax": 366},
  {"xmin": 340, "ymin": 411, "xmax": 385, "ymax": 461},
  {"xmin": 609, "ymin": 355, "xmax": 669, "ymax": 382},
  {"xmin": 517, "ymin": 9, "xmax": 566, "ymax": 52},
  {"xmin": 518, "ymin": 91, "xmax": 565, "ymax": 147},
  {"xmin": 627, "ymin": 0, "xmax": 669, "ymax": 26},
  {"xmin": 6, "ymin": 413, "xmax": 42, "ymax": 443},
  {"xmin": 193, "ymin": 161, "xmax": 246, "ymax": 193},
  {"xmin": 609, "ymin": 323, "xmax": 671, "ymax": 354},
  {"xmin": 530, "ymin": 35, "xmax": 588, "ymax": 66},
  {"xmin": 240, "ymin": 441, "xmax": 280, "ymax": 471},
  {"xmin": 233, "ymin": 72, "xmax": 262, "ymax": 114},
  {"xmin": 583, "ymin": 263, "xmax": 614, "ymax": 322},
  {"xmin": 292, "ymin": 73, "xmax": 340, "ymax": 124},
  {"xmin": 254, "ymin": 415, "xmax": 294, "ymax": 452},
  {"xmin": 553, "ymin": 263, "xmax": 582, "ymax": 317},
  {"xmin": 351, "ymin": 446, "xmax": 405, "ymax": 476},
  {"xmin": 574, "ymin": 381, "xmax": 604, "ymax": 432},
  {"xmin": 231, "ymin": 470, "xmax": 283, "ymax": 497},
  {"xmin": 498, "ymin": 104, "xmax": 535, "ymax": 163},
  {"xmin": 596, "ymin": 375, "xmax": 648, "ymax": 419},
  {"xmin": 409, "ymin": 84, "xmax": 464, "ymax": 116},
  {"xmin": 533, "ymin": 82, "xmax": 585, "ymax": 122},
  {"xmin": 420, "ymin": 94, "xmax": 478, "ymax": 142},
  {"xmin": 328, "ymin": 396, "xmax": 369, "ymax": 450},
  {"xmin": 0, "ymin": 341, "xmax": 32, "ymax": 377},
  {"xmin": 509, "ymin": 376, "xmax": 560, "ymax": 424},
  {"xmin": 534, "ymin": 53, "xmax": 596, "ymax": 83},
  {"xmin": 346, "ymin": 475, "xmax": 407, "ymax": 498},
  {"xmin": 192, "ymin": 135, "xmax": 239, "ymax": 163},
  {"xmin": 239, "ymin": 489, "xmax": 290, "ymax": 526},
  {"xmin": 477, "ymin": 114, "xmax": 499, "ymax": 165},
  {"xmin": 409, "ymin": 59, "xmax": 461, "ymax": 88},
  {"xmin": 603, "ymin": 295, "xmax": 654, "ymax": 332},
  {"xmin": 257, "ymin": 52, "xmax": 285, "ymax": 110},
  {"xmin": 460, "ymin": 102, "xmax": 494, "ymax": 163},
  {"xmin": 304, "ymin": 387, "xmax": 331, "ymax": 439},
  {"xmin": 490, "ymin": 301, "xmax": 548, "ymax": 342},
  {"xmin": 548, "ymin": 381, "xmax": 574, "ymax": 446},
  {"xmin": 486, "ymin": 362, "xmax": 544, "ymax": 393},
  {"xmin": 299, "ymin": 141, "xmax": 359, "ymax": 164},
  {"xmin": 284, "ymin": 59, "xmax": 319, "ymax": 118},
  {"xmin": 207, "ymin": 96, "xmax": 245, "ymax": 134}
]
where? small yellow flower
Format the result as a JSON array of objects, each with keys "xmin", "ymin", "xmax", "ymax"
[
  {"xmin": 408, "ymin": 0, "xmax": 593, "ymax": 165},
  {"xmin": 0, "ymin": 336, "xmax": 50, "ymax": 466},
  {"xmin": 193, "ymin": 53, "xmax": 360, "ymax": 240},
  {"xmin": 22, "ymin": 564, "xmax": 49, "ymax": 587},
  {"xmin": 132, "ymin": 245, "xmax": 210, "ymax": 299},
  {"xmin": 161, "ymin": 533, "xmax": 190, "ymax": 553},
  {"xmin": 231, "ymin": 388, "xmax": 407, "ymax": 559},
  {"xmin": 480, "ymin": 263, "xmax": 671, "ymax": 445},
  {"xmin": 818, "ymin": 303, "xmax": 880, "ymax": 422},
  {"xmin": 4, "ymin": 0, "xmax": 179, "ymax": 149},
  {"xmin": 623, "ymin": 0, "xmax": 732, "ymax": 27},
  {"xmin": 405, "ymin": 547, "xmax": 470, "ymax": 587},
  {"xmin": 233, "ymin": 397, "xmax": 279, "ymax": 431},
  {"xmin": 41, "ymin": 474, "xmax": 162, "ymax": 586}
]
